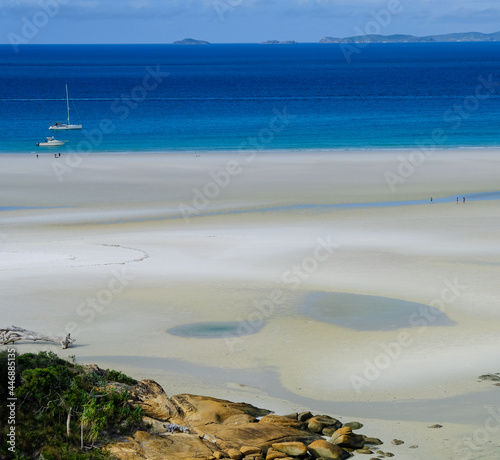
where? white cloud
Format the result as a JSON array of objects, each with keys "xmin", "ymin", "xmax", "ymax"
[
  {"xmin": 1, "ymin": 0, "xmax": 498, "ymax": 37},
  {"xmin": 0, "ymin": 0, "xmax": 214, "ymax": 18}
]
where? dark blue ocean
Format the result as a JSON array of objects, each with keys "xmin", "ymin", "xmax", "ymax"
[{"xmin": 1, "ymin": 43, "xmax": 500, "ymax": 153}]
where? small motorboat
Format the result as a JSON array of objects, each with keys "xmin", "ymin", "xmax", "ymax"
[{"xmin": 36, "ymin": 136, "xmax": 67, "ymax": 147}]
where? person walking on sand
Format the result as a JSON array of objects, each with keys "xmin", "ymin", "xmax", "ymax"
[
  {"xmin": 456, "ymin": 197, "xmax": 458, "ymax": 204},
  {"xmin": 463, "ymin": 196, "xmax": 466, "ymax": 203}
]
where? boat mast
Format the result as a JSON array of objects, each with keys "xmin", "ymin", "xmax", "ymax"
[{"xmin": 66, "ymin": 84, "xmax": 70, "ymax": 125}]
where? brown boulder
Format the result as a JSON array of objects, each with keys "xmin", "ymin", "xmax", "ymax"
[
  {"xmin": 184, "ymin": 458, "xmax": 214, "ymax": 460},
  {"xmin": 241, "ymin": 446, "xmax": 262, "ymax": 456},
  {"xmin": 322, "ymin": 427, "xmax": 340, "ymax": 437},
  {"xmin": 332, "ymin": 434, "xmax": 365, "ymax": 449},
  {"xmin": 307, "ymin": 440, "xmax": 350, "ymax": 459},
  {"xmin": 343, "ymin": 421, "xmax": 363, "ymax": 430},
  {"xmin": 169, "ymin": 394, "xmax": 271, "ymax": 426},
  {"xmin": 307, "ymin": 415, "xmax": 342, "ymax": 433},
  {"xmin": 330, "ymin": 427, "xmax": 364, "ymax": 449},
  {"xmin": 363, "ymin": 437, "xmax": 383, "ymax": 446},
  {"xmin": 298, "ymin": 411, "xmax": 313, "ymax": 422},
  {"xmin": 130, "ymin": 382, "xmax": 271, "ymax": 427},
  {"xmin": 130, "ymin": 380, "xmax": 178, "ymax": 421},
  {"xmin": 265, "ymin": 448, "xmax": 288, "ymax": 460},
  {"xmin": 260, "ymin": 415, "xmax": 302, "ymax": 428},
  {"xmin": 271, "ymin": 441, "xmax": 307, "ymax": 457},
  {"xmin": 108, "ymin": 431, "xmax": 215, "ymax": 460},
  {"xmin": 200, "ymin": 421, "xmax": 319, "ymax": 452},
  {"xmin": 227, "ymin": 448, "xmax": 244, "ymax": 460},
  {"xmin": 330, "ymin": 427, "xmax": 352, "ymax": 441}
]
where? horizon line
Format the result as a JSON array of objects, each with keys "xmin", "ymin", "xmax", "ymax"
[{"xmin": 2, "ymin": 30, "xmax": 500, "ymax": 47}]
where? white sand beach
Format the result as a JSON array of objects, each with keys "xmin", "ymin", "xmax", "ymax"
[{"xmin": 2, "ymin": 149, "xmax": 500, "ymax": 459}]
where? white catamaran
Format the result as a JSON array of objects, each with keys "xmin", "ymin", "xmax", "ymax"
[{"xmin": 49, "ymin": 85, "xmax": 82, "ymax": 130}]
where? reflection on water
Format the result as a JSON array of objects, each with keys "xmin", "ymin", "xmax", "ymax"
[
  {"xmin": 301, "ymin": 292, "xmax": 455, "ymax": 331},
  {"xmin": 167, "ymin": 321, "xmax": 262, "ymax": 339},
  {"xmin": 0, "ymin": 206, "xmax": 42, "ymax": 211}
]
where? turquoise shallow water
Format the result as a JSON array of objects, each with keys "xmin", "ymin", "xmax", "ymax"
[
  {"xmin": 166, "ymin": 321, "xmax": 263, "ymax": 339},
  {"xmin": 1, "ymin": 43, "xmax": 500, "ymax": 153},
  {"xmin": 301, "ymin": 292, "xmax": 455, "ymax": 331}
]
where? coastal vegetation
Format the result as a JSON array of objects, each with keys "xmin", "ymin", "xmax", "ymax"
[
  {"xmin": 0, "ymin": 350, "xmax": 144, "ymax": 459},
  {"xmin": 1, "ymin": 351, "xmax": 392, "ymax": 459}
]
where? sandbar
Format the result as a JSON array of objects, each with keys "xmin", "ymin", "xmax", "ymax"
[{"xmin": 2, "ymin": 148, "xmax": 500, "ymax": 459}]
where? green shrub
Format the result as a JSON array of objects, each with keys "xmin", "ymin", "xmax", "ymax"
[
  {"xmin": 0, "ymin": 351, "xmax": 143, "ymax": 459},
  {"xmin": 105, "ymin": 369, "xmax": 137, "ymax": 385}
]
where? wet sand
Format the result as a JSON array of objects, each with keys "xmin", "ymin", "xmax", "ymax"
[{"xmin": 2, "ymin": 149, "xmax": 500, "ymax": 459}]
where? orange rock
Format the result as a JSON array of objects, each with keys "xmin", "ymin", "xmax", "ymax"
[
  {"xmin": 307, "ymin": 439, "xmax": 350, "ymax": 459},
  {"xmin": 241, "ymin": 446, "xmax": 261, "ymax": 456},
  {"xmin": 224, "ymin": 414, "xmax": 257, "ymax": 425},
  {"xmin": 260, "ymin": 415, "xmax": 302, "ymax": 427},
  {"xmin": 329, "ymin": 427, "xmax": 352, "ymax": 443},
  {"xmin": 265, "ymin": 448, "xmax": 288, "ymax": 460},
  {"xmin": 332, "ymin": 433, "xmax": 365, "ymax": 449},
  {"xmin": 227, "ymin": 448, "xmax": 243, "ymax": 460},
  {"xmin": 271, "ymin": 441, "xmax": 307, "ymax": 457},
  {"xmin": 307, "ymin": 416, "xmax": 341, "ymax": 433}
]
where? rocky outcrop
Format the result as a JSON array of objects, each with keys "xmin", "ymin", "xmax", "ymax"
[
  {"xmin": 130, "ymin": 379, "xmax": 179, "ymax": 421},
  {"xmin": 478, "ymin": 373, "xmax": 500, "ymax": 383},
  {"xmin": 107, "ymin": 378, "xmax": 390, "ymax": 459},
  {"xmin": 272, "ymin": 441, "xmax": 307, "ymax": 457},
  {"xmin": 307, "ymin": 415, "xmax": 342, "ymax": 434},
  {"xmin": 307, "ymin": 439, "xmax": 350, "ymax": 459},
  {"xmin": 329, "ymin": 427, "xmax": 365, "ymax": 449},
  {"xmin": 130, "ymin": 383, "xmax": 270, "ymax": 425},
  {"xmin": 108, "ymin": 431, "xmax": 215, "ymax": 460}
]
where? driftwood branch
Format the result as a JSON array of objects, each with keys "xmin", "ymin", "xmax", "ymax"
[{"xmin": 0, "ymin": 326, "xmax": 75, "ymax": 349}]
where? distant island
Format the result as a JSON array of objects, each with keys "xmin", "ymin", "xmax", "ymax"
[
  {"xmin": 172, "ymin": 33, "xmax": 500, "ymax": 45},
  {"xmin": 261, "ymin": 40, "xmax": 297, "ymax": 45},
  {"xmin": 173, "ymin": 38, "xmax": 210, "ymax": 45},
  {"xmin": 320, "ymin": 31, "xmax": 500, "ymax": 43}
]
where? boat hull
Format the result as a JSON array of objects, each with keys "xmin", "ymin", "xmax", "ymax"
[
  {"xmin": 36, "ymin": 137, "xmax": 67, "ymax": 147},
  {"xmin": 36, "ymin": 142, "xmax": 66, "ymax": 146},
  {"xmin": 49, "ymin": 124, "xmax": 82, "ymax": 130}
]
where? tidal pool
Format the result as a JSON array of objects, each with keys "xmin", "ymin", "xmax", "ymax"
[
  {"xmin": 167, "ymin": 321, "xmax": 262, "ymax": 339},
  {"xmin": 301, "ymin": 292, "xmax": 455, "ymax": 331}
]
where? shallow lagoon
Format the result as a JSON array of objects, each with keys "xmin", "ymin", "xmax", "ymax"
[
  {"xmin": 301, "ymin": 292, "xmax": 455, "ymax": 331},
  {"xmin": 167, "ymin": 321, "xmax": 263, "ymax": 339}
]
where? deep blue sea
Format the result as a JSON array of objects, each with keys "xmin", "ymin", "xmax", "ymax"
[{"xmin": 1, "ymin": 43, "xmax": 500, "ymax": 153}]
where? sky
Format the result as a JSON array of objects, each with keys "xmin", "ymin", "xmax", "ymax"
[{"xmin": 0, "ymin": 0, "xmax": 499, "ymax": 44}]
